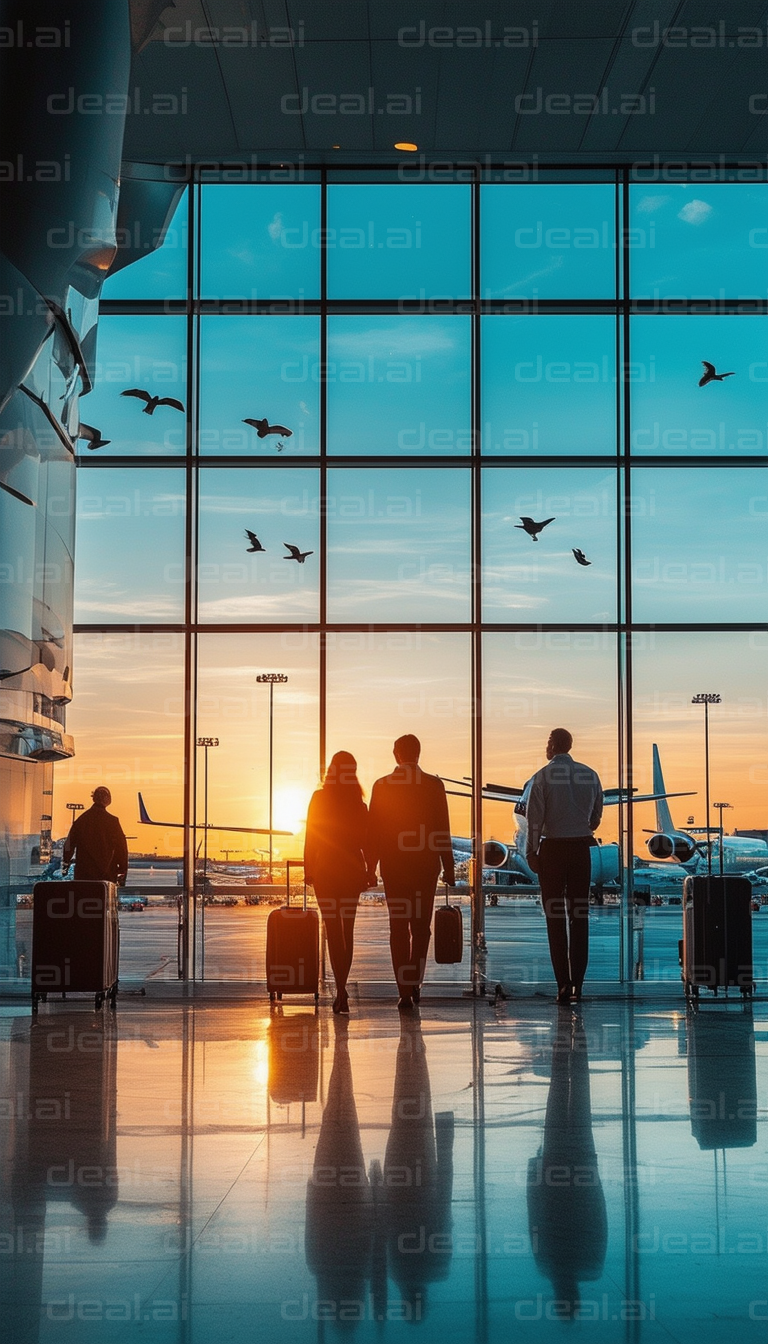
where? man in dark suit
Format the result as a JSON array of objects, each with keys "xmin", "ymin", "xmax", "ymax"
[
  {"xmin": 62, "ymin": 787, "xmax": 128, "ymax": 886},
  {"xmin": 366, "ymin": 735, "xmax": 455, "ymax": 1009}
]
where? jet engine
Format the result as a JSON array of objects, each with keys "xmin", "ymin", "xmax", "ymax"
[
  {"xmin": 482, "ymin": 840, "xmax": 509, "ymax": 868},
  {"xmin": 590, "ymin": 842, "xmax": 620, "ymax": 887},
  {"xmin": 646, "ymin": 832, "xmax": 697, "ymax": 863}
]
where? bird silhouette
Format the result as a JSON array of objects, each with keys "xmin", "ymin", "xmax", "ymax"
[
  {"xmin": 283, "ymin": 543, "xmax": 313, "ymax": 564},
  {"xmin": 78, "ymin": 423, "xmax": 110, "ymax": 451},
  {"xmin": 699, "ymin": 361, "xmax": 735, "ymax": 387},
  {"xmin": 515, "ymin": 516, "xmax": 555, "ymax": 541},
  {"xmin": 245, "ymin": 530, "xmax": 266, "ymax": 553},
  {"xmin": 121, "ymin": 389, "xmax": 185, "ymax": 414},
  {"xmin": 243, "ymin": 418, "xmax": 293, "ymax": 439},
  {"xmin": 573, "ymin": 548, "xmax": 591, "ymax": 566}
]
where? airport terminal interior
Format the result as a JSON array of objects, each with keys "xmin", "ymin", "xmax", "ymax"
[{"xmin": 1, "ymin": 1, "xmax": 768, "ymax": 1339}]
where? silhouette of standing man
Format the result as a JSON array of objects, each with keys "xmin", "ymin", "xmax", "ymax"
[
  {"xmin": 367, "ymin": 735, "xmax": 455, "ymax": 1009},
  {"xmin": 524, "ymin": 729, "xmax": 603, "ymax": 1004},
  {"xmin": 63, "ymin": 787, "xmax": 128, "ymax": 887}
]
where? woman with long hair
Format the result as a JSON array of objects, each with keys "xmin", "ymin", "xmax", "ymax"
[{"xmin": 304, "ymin": 750, "xmax": 370, "ymax": 1014}]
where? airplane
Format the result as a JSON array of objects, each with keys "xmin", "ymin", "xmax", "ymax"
[
  {"xmin": 445, "ymin": 745, "xmax": 696, "ymax": 889},
  {"xmin": 641, "ymin": 745, "xmax": 768, "ymax": 875},
  {"xmin": 137, "ymin": 793, "xmax": 293, "ymax": 837}
]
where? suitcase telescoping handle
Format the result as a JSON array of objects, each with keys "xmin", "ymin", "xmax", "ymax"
[{"xmin": 285, "ymin": 860, "xmax": 307, "ymax": 911}]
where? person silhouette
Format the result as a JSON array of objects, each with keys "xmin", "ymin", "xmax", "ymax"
[
  {"xmin": 523, "ymin": 729, "xmax": 603, "ymax": 1003},
  {"xmin": 375, "ymin": 1016, "xmax": 454, "ymax": 1320},
  {"xmin": 304, "ymin": 751, "xmax": 369, "ymax": 1014},
  {"xmin": 304, "ymin": 1017, "xmax": 373, "ymax": 1324},
  {"xmin": 62, "ymin": 786, "xmax": 128, "ymax": 886},
  {"xmin": 366, "ymin": 735, "xmax": 455, "ymax": 1009},
  {"xmin": 527, "ymin": 1013, "xmax": 607, "ymax": 1317}
]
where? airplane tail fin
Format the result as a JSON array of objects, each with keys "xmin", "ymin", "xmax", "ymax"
[
  {"xmin": 652, "ymin": 745, "xmax": 675, "ymax": 834},
  {"xmin": 138, "ymin": 792, "xmax": 152, "ymax": 825}
]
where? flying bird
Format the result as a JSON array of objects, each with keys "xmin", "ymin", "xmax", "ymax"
[
  {"xmin": 572, "ymin": 548, "xmax": 591, "ymax": 566},
  {"xmin": 283, "ymin": 543, "xmax": 313, "ymax": 564},
  {"xmin": 78, "ymin": 423, "xmax": 110, "ymax": 451},
  {"xmin": 698, "ymin": 361, "xmax": 735, "ymax": 387},
  {"xmin": 243, "ymin": 418, "xmax": 293, "ymax": 439},
  {"xmin": 515, "ymin": 516, "xmax": 555, "ymax": 541},
  {"xmin": 121, "ymin": 389, "xmax": 185, "ymax": 414},
  {"xmin": 245, "ymin": 530, "xmax": 265, "ymax": 553}
]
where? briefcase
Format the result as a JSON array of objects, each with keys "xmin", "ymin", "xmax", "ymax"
[{"xmin": 433, "ymin": 887, "xmax": 464, "ymax": 964}]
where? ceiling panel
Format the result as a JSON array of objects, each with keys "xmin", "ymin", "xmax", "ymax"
[{"xmin": 123, "ymin": 0, "xmax": 768, "ymax": 163}]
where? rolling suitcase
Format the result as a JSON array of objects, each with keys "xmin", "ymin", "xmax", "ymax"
[
  {"xmin": 681, "ymin": 875, "xmax": 754, "ymax": 1000},
  {"xmin": 268, "ymin": 1012, "xmax": 320, "ymax": 1104},
  {"xmin": 433, "ymin": 886, "xmax": 464, "ymax": 964},
  {"xmin": 266, "ymin": 861, "xmax": 319, "ymax": 1004},
  {"xmin": 31, "ymin": 880, "xmax": 119, "ymax": 1012},
  {"xmin": 686, "ymin": 1010, "xmax": 757, "ymax": 1150}
]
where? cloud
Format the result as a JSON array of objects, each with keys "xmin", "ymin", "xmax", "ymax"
[
  {"xmin": 635, "ymin": 195, "xmax": 668, "ymax": 214},
  {"xmin": 329, "ymin": 321, "xmax": 458, "ymax": 359},
  {"xmin": 677, "ymin": 199, "xmax": 712, "ymax": 226}
]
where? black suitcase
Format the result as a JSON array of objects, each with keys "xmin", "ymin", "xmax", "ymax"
[
  {"xmin": 31, "ymin": 880, "xmax": 119, "ymax": 1011},
  {"xmin": 686, "ymin": 1010, "xmax": 757, "ymax": 1150},
  {"xmin": 433, "ymin": 888, "xmax": 464, "ymax": 965},
  {"xmin": 266, "ymin": 861, "xmax": 319, "ymax": 1004},
  {"xmin": 681, "ymin": 875, "xmax": 754, "ymax": 1000}
]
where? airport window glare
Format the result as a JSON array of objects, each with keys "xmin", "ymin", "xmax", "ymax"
[{"xmin": 60, "ymin": 172, "xmax": 767, "ymax": 988}]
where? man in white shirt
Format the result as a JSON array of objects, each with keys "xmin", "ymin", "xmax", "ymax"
[{"xmin": 524, "ymin": 729, "xmax": 603, "ymax": 1004}]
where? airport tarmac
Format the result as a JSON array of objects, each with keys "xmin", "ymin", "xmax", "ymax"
[{"xmin": 14, "ymin": 901, "xmax": 768, "ymax": 991}]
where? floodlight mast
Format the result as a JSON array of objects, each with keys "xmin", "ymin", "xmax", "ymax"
[
  {"xmin": 196, "ymin": 736, "xmax": 219, "ymax": 979},
  {"xmin": 256, "ymin": 675, "xmax": 288, "ymax": 880},
  {"xmin": 691, "ymin": 694, "xmax": 721, "ymax": 877}
]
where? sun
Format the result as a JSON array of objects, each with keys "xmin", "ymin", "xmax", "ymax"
[{"xmin": 272, "ymin": 785, "xmax": 309, "ymax": 835}]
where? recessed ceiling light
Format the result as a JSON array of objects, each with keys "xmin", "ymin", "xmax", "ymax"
[
  {"xmin": 394, "ymin": 142, "xmax": 418, "ymax": 152},
  {"xmin": 332, "ymin": 144, "xmax": 340, "ymax": 149}
]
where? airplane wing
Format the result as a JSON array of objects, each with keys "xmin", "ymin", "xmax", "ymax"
[
  {"xmin": 138, "ymin": 793, "xmax": 292, "ymax": 835},
  {"xmin": 444, "ymin": 779, "xmax": 693, "ymax": 806}
]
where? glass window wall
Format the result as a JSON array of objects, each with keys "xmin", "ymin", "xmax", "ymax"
[{"xmin": 61, "ymin": 170, "xmax": 768, "ymax": 989}]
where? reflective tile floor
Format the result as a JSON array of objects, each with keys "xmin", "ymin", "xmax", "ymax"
[{"xmin": 1, "ymin": 996, "xmax": 767, "ymax": 1343}]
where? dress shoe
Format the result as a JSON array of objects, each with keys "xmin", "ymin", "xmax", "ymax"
[
  {"xmin": 555, "ymin": 988, "xmax": 571, "ymax": 1005},
  {"xmin": 397, "ymin": 995, "xmax": 414, "ymax": 1011}
]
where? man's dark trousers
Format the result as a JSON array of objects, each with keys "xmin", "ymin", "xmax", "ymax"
[
  {"xmin": 382, "ymin": 866, "xmax": 439, "ymax": 995},
  {"xmin": 538, "ymin": 838, "xmax": 592, "ymax": 994}
]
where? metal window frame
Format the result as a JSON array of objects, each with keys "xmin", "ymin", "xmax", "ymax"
[{"xmin": 77, "ymin": 164, "xmax": 768, "ymax": 987}]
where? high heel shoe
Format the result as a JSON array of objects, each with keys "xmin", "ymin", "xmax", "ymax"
[{"xmin": 333, "ymin": 990, "xmax": 349, "ymax": 1015}]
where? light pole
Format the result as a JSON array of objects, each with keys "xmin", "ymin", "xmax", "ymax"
[
  {"xmin": 196, "ymin": 737, "xmax": 219, "ymax": 979},
  {"xmin": 691, "ymin": 693, "xmax": 721, "ymax": 877},
  {"xmin": 256, "ymin": 673, "xmax": 288, "ymax": 880},
  {"xmin": 64, "ymin": 803, "xmax": 83, "ymax": 874},
  {"xmin": 713, "ymin": 802, "xmax": 732, "ymax": 878}
]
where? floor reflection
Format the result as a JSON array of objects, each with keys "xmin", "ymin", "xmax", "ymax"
[
  {"xmin": 526, "ymin": 1012, "xmax": 607, "ymax": 1316},
  {"xmin": 0, "ymin": 1000, "xmax": 767, "ymax": 1342}
]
